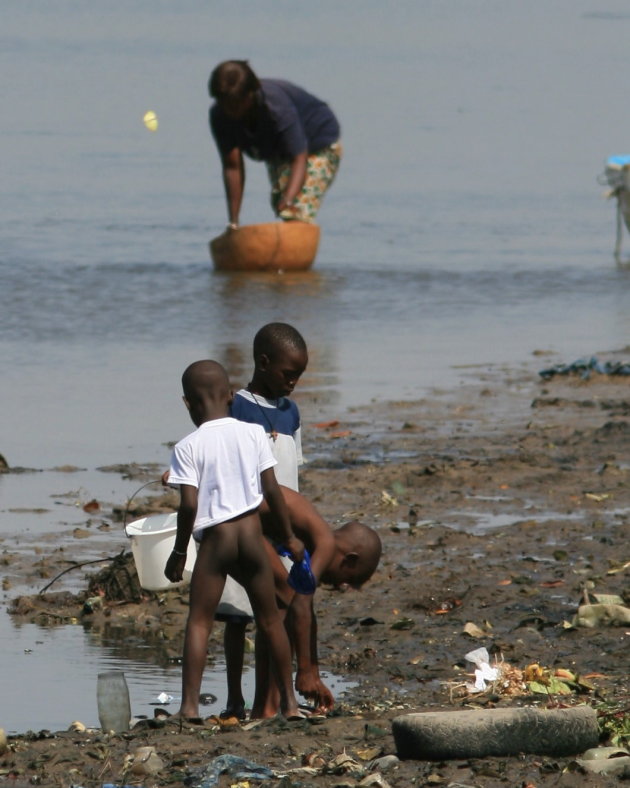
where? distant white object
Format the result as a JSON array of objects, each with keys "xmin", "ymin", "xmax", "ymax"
[
  {"xmin": 599, "ymin": 155, "xmax": 630, "ymax": 260},
  {"xmin": 125, "ymin": 512, "xmax": 196, "ymax": 591},
  {"xmin": 156, "ymin": 692, "xmax": 173, "ymax": 704}
]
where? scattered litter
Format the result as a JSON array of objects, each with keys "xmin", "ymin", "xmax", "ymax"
[
  {"xmin": 592, "ymin": 592, "xmax": 625, "ymax": 605},
  {"xmin": 323, "ymin": 751, "xmax": 365, "ymax": 778},
  {"xmin": 358, "ymin": 774, "xmax": 393, "ymax": 787},
  {"xmin": 101, "ymin": 784, "xmax": 141, "ymax": 788},
  {"xmin": 188, "ymin": 754, "xmax": 276, "ymax": 787},
  {"xmin": 125, "ymin": 746, "xmax": 164, "ymax": 776},
  {"xmin": 445, "ymin": 648, "xmax": 596, "ymax": 700},
  {"xmin": 572, "ymin": 603, "xmax": 630, "ymax": 628},
  {"xmin": 155, "ymin": 692, "xmax": 173, "ymax": 705},
  {"xmin": 574, "ymin": 746, "xmax": 630, "ymax": 776},
  {"xmin": 607, "ymin": 560, "xmax": 630, "ymax": 576},
  {"xmin": 83, "ymin": 595, "xmax": 103, "ymax": 613},
  {"xmin": 431, "ymin": 597, "xmax": 463, "ymax": 615},
  {"xmin": 380, "ymin": 490, "xmax": 398, "ymax": 507},
  {"xmin": 464, "ymin": 647, "xmax": 499, "ymax": 693},
  {"xmin": 83, "ymin": 498, "xmax": 101, "ymax": 513},
  {"xmin": 584, "ymin": 492, "xmax": 610, "ymax": 502},
  {"xmin": 368, "ymin": 754, "xmax": 400, "ymax": 772},
  {"xmin": 356, "ymin": 746, "xmax": 382, "ymax": 761},
  {"xmin": 462, "ymin": 622, "xmax": 486, "ymax": 639},
  {"xmin": 539, "ymin": 355, "xmax": 630, "ymax": 380}
]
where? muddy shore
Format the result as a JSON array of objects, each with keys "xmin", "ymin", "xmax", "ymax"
[{"xmin": 1, "ymin": 355, "xmax": 629, "ymax": 787}]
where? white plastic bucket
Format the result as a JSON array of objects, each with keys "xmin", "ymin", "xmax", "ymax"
[{"xmin": 124, "ymin": 512, "xmax": 197, "ymax": 591}]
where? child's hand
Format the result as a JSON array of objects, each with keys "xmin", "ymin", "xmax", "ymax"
[
  {"xmin": 285, "ymin": 535, "xmax": 305, "ymax": 563},
  {"xmin": 312, "ymin": 680, "xmax": 335, "ymax": 713},
  {"xmin": 161, "ymin": 470, "xmax": 170, "ymax": 487},
  {"xmin": 296, "ymin": 671, "xmax": 334, "ymax": 712},
  {"xmin": 164, "ymin": 550, "xmax": 186, "ymax": 583}
]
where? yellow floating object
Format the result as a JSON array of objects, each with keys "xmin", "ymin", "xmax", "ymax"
[
  {"xmin": 209, "ymin": 221, "xmax": 320, "ymax": 272},
  {"xmin": 143, "ymin": 110, "xmax": 158, "ymax": 131}
]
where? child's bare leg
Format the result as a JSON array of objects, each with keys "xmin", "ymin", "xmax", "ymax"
[
  {"xmin": 180, "ymin": 614, "xmax": 213, "ymax": 718},
  {"xmin": 251, "ymin": 625, "xmax": 282, "ymax": 719},
  {"xmin": 241, "ymin": 576, "xmax": 298, "ymax": 715},
  {"xmin": 223, "ymin": 620, "xmax": 247, "ymax": 718},
  {"xmin": 180, "ymin": 537, "xmax": 225, "ymax": 719},
  {"xmin": 254, "ymin": 611, "xmax": 300, "ymax": 718}
]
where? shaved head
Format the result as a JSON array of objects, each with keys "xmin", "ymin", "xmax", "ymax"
[
  {"xmin": 182, "ymin": 360, "xmax": 230, "ymax": 403},
  {"xmin": 322, "ymin": 520, "xmax": 383, "ymax": 588},
  {"xmin": 334, "ymin": 521, "xmax": 382, "ymax": 586},
  {"xmin": 253, "ymin": 322, "xmax": 307, "ymax": 361}
]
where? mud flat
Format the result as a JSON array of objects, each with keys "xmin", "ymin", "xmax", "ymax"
[{"xmin": 1, "ymin": 356, "xmax": 629, "ymax": 786}]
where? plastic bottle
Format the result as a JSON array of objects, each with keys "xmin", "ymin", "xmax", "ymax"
[{"xmin": 97, "ymin": 670, "xmax": 131, "ymax": 732}]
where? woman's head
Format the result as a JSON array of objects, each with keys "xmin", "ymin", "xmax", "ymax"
[{"xmin": 209, "ymin": 60, "xmax": 260, "ymax": 119}]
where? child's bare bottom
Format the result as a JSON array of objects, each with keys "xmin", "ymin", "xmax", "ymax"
[{"xmin": 179, "ymin": 511, "xmax": 300, "ymax": 720}]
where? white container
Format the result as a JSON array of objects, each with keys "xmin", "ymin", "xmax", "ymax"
[{"xmin": 125, "ymin": 512, "xmax": 196, "ymax": 591}]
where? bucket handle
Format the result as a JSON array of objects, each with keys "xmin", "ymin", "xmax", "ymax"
[{"xmin": 123, "ymin": 479, "xmax": 164, "ymax": 537}]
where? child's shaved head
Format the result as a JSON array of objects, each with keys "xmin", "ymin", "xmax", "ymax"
[
  {"xmin": 253, "ymin": 323, "xmax": 307, "ymax": 360},
  {"xmin": 337, "ymin": 521, "xmax": 382, "ymax": 585},
  {"xmin": 182, "ymin": 360, "xmax": 230, "ymax": 403}
]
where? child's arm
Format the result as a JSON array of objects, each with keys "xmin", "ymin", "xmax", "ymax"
[
  {"xmin": 287, "ymin": 596, "xmax": 334, "ymax": 711},
  {"xmin": 286, "ymin": 523, "xmax": 335, "ymax": 712},
  {"xmin": 260, "ymin": 468, "xmax": 304, "ymax": 562},
  {"xmin": 164, "ymin": 484, "xmax": 197, "ymax": 583}
]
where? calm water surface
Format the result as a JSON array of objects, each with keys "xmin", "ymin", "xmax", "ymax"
[{"xmin": 2, "ymin": 0, "xmax": 630, "ymax": 732}]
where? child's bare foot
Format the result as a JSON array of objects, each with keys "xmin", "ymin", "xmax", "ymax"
[
  {"xmin": 171, "ymin": 708, "xmax": 204, "ymax": 725},
  {"xmin": 281, "ymin": 702, "xmax": 305, "ymax": 721},
  {"xmin": 249, "ymin": 702, "xmax": 278, "ymax": 720},
  {"xmin": 219, "ymin": 702, "xmax": 246, "ymax": 721},
  {"xmin": 285, "ymin": 709, "xmax": 310, "ymax": 722}
]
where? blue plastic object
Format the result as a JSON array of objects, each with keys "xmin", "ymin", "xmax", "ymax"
[
  {"xmin": 607, "ymin": 154, "xmax": 630, "ymax": 168},
  {"xmin": 276, "ymin": 546, "xmax": 317, "ymax": 594},
  {"xmin": 189, "ymin": 754, "xmax": 275, "ymax": 787}
]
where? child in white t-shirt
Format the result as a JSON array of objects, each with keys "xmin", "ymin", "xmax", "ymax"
[{"xmin": 164, "ymin": 359, "xmax": 304, "ymax": 721}]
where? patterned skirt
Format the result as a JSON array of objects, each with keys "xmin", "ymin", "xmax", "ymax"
[{"xmin": 266, "ymin": 141, "xmax": 342, "ymax": 223}]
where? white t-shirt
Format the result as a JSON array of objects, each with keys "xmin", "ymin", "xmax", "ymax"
[{"xmin": 168, "ymin": 417, "xmax": 277, "ymax": 539}]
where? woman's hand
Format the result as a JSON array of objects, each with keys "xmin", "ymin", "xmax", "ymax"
[{"xmin": 277, "ymin": 198, "xmax": 299, "ymax": 215}]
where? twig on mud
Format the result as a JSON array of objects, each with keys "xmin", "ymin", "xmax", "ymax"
[{"xmin": 38, "ymin": 551, "xmax": 125, "ymax": 595}]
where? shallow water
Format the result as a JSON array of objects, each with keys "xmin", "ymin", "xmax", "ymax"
[
  {"xmin": 3, "ymin": 0, "xmax": 630, "ymax": 732},
  {"xmin": 0, "ymin": 619, "xmax": 353, "ymax": 735}
]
